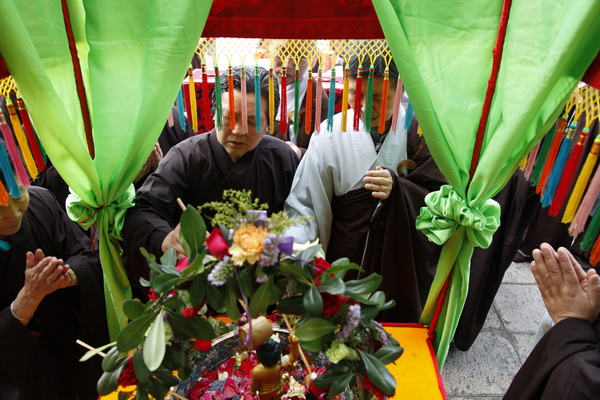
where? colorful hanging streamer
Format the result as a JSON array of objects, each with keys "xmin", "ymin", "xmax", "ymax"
[
  {"xmin": 16, "ymin": 96, "xmax": 45, "ymax": 172},
  {"xmin": 6, "ymin": 101, "xmax": 37, "ymax": 179},
  {"xmin": 580, "ymin": 203, "xmax": 600, "ymax": 251},
  {"xmin": 363, "ymin": 65, "xmax": 374, "ymax": 133},
  {"xmin": 404, "ymin": 101, "xmax": 414, "ymax": 131},
  {"xmin": 523, "ymin": 140, "xmax": 542, "ymax": 180},
  {"xmin": 341, "ymin": 66, "xmax": 349, "ymax": 132},
  {"xmin": 589, "ymin": 233, "xmax": 600, "ymax": 266},
  {"xmin": 214, "ymin": 66, "xmax": 223, "ymax": 131},
  {"xmin": 305, "ymin": 71, "xmax": 313, "ymax": 134},
  {"xmin": 254, "ymin": 65, "xmax": 261, "ymax": 132},
  {"xmin": 390, "ymin": 76, "xmax": 403, "ymax": 133},
  {"xmin": 0, "ymin": 140, "xmax": 20, "ymax": 198},
  {"xmin": 176, "ymin": 87, "xmax": 186, "ymax": 131},
  {"xmin": 569, "ymin": 166, "xmax": 600, "ymax": 237},
  {"xmin": 201, "ymin": 63, "xmax": 212, "ymax": 132},
  {"xmin": 541, "ymin": 123, "xmax": 576, "ymax": 207},
  {"xmin": 240, "ymin": 66, "xmax": 248, "ymax": 135},
  {"xmin": 293, "ymin": 66, "xmax": 300, "ymax": 137},
  {"xmin": 228, "ymin": 65, "xmax": 235, "ymax": 130},
  {"xmin": 0, "ymin": 110, "xmax": 29, "ymax": 187},
  {"xmin": 327, "ymin": 67, "xmax": 336, "ymax": 132},
  {"xmin": 377, "ymin": 67, "xmax": 390, "ymax": 134},
  {"xmin": 537, "ymin": 114, "xmax": 570, "ymax": 194},
  {"xmin": 530, "ymin": 125, "xmax": 557, "ymax": 186},
  {"xmin": 187, "ymin": 67, "xmax": 198, "ymax": 132},
  {"xmin": 548, "ymin": 128, "xmax": 589, "ymax": 216},
  {"xmin": 314, "ymin": 67, "xmax": 323, "ymax": 134},
  {"xmin": 563, "ymin": 134, "xmax": 600, "ymax": 223},
  {"xmin": 353, "ymin": 65, "xmax": 363, "ymax": 131},
  {"xmin": 279, "ymin": 73, "xmax": 287, "ymax": 135},
  {"xmin": 0, "ymin": 180, "xmax": 8, "ymax": 206},
  {"xmin": 269, "ymin": 67, "xmax": 275, "ymax": 134}
]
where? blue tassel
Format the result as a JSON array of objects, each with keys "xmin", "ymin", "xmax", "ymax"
[
  {"xmin": 327, "ymin": 68, "xmax": 336, "ymax": 131},
  {"xmin": 403, "ymin": 101, "xmax": 413, "ymax": 131},
  {"xmin": 177, "ymin": 87, "xmax": 186, "ymax": 131},
  {"xmin": 0, "ymin": 141, "xmax": 21, "ymax": 197},
  {"xmin": 541, "ymin": 132, "xmax": 573, "ymax": 207},
  {"xmin": 255, "ymin": 66, "xmax": 261, "ymax": 131}
]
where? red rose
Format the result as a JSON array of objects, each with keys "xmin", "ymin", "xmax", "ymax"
[
  {"xmin": 206, "ymin": 228, "xmax": 230, "ymax": 260},
  {"xmin": 321, "ymin": 292, "xmax": 349, "ymax": 317},
  {"xmin": 176, "ymin": 257, "xmax": 190, "ymax": 271},
  {"xmin": 148, "ymin": 288, "xmax": 159, "ymax": 301},
  {"xmin": 363, "ymin": 374, "xmax": 389, "ymax": 400},
  {"xmin": 193, "ymin": 339, "xmax": 212, "ymax": 352},
  {"xmin": 309, "ymin": 381, "xmax": 329, "ymax": 398},
  {"xmin": 182, "ymin": 306, "xmax": 199, "ymax": 318},
  {"xmin": 117, "ymin": 357, "xmax": 139, "ymax": 387},
  {"xmin": 314, "ymin": 257, "xmax": 332, "ymax": 286}
]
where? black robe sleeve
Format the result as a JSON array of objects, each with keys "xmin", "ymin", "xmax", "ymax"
[{"xmin": 504, "ymin": 318, "xmax": 600, "ymax": 400}]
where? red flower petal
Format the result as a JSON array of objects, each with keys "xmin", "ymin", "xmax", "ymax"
[{"xmin": 206, "ymin": 228, "xmax": 231, "ymax": 260}]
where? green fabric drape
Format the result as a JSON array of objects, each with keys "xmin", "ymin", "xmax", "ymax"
[
  {"xmin": 373, "ymin": 0, "xmax": 600, "ymax": 366},
  {"xmin": 0, "ymin": 0, "xmax": 213, "ymax": 339}
]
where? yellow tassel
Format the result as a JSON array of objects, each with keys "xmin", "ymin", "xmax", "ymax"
[
  {"xmin": 341, "ymin": 66, "xmax": 349, "ymax": 132},
  {"xmin": 563, "ymin": 134, "xmax": 600, "ymax": 223},
  {"xmin": 6, "ymin": 100, "xmax": 37, "ymax": 179},
  {"xmin": 518, "ymin": 155, "xmax": 527, "ymax": 170},
  {"xmin": 188, "ymin": 67, "xmax": 198, "ymax": 133}
]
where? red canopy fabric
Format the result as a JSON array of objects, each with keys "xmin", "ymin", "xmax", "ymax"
[
  {"xmin": 201, "ymin": 0, "xmax": 385, "ymax": 39},
  {"xmin": 582, "ymin": 53, "xmax": 600, "ymax": 90}
]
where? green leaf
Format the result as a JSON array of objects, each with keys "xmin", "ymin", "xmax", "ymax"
[
  {"xmin": 238, "ymin": 268, "xmax": 255, "ymax": 297},
  {"xmin": 116, "ymin": 313, "xmax": 155, "ymax": 352},
  {"xmin": 160, "ymin": 247, "xmax": 177, "ymax": 268},
  {"xmin": 101, "ymin": 346, "xmax": 122, "ymax": 372},
  {"xmin": 268, "ymin": 275, "xmax": 283, "ymax": 301},
  {"xmin": 297, "ymin": 244, "xmax": 322, "ymax": 261},
  {"xmin": 279, "ymin": 263, "xmax": 311, "ymax": 284},
  {"xmin": 143, "ymin": 313, "xmax": 166, "ymax": 371},
  {"xmin": 151, "ymin": 273, "xmax": 180, "ymax": 294},
  {"xmin": 299, "ymin": 336, "xmax": 323, "ymax": 353},
  {"xmin": 123, "ymin": 299, "xmax": 145, "ymax": 320},
  {"xmin": 375, "ymin": 345, "xmax": 404, "ymax": 365},
  {"xmin": 180, "ymin": 205, "xmax": 207, "ymax": 260},
  {"xmin": 162, "ymin": 343, "xmax": 185, "ymax": 371},
  {"xmin": 190, "ymin": 275, "xmax": 206, "ymax": 307},
  {"xmin": 303, "ymin": 286, "xmax": 323, "ymax": 316},
  {"xmin": 168, "ymin": 312, "xmax": 216, "ymax": 340},
  {"xmin": 249, "ymin": 280, "xmax": 271, "ymax": 318},
  {"xmin": 133, "ymin": 349, "xmax": 150, "ymax": 384},
  {"xmin": 181, "ymin": 253, "xmax": 206, "ymax": 277},
  {"xmin": 361, "ymin": 305, "xmax": 379, "ymax": 322},
  {"xmin": 295, "ymin": 318, "xmax": 337, "ymax": 341},
  {"xmin": 327, "ymin": 372, "xmax": 355, "ymax": 399},
  {"xmin": 277, "ymin": 296, "xmax": 304, "ymax": 315},
  {"xmin": 139, "ymin": 276, "xmax": 151, "ymax": 288},
  {"xmin": 79, "ymin": 341, "xmax": 116, "ymax": 362},
  {"xmin": 225, "ymin": 284, "xmax": 241, "ymax": 322},
  {"xmin": 97, "ymin": 365, "xmax": 124, "ymax": 396},
  {"xmin": 366, "ymin": 291, "xmax": 386, "ymax": 307},
  {"xmin": 154, "ymin": 369, "xmax": 181, "ymax": 387},
  {"xmin": 145, "ymin": 375, "xmax": 168, "ymax": 400},
  {"xmin": 205, "ymin": 282, "xmax": 225, "ymax": 312},
  {"xmin": 317, "ymin": 278, "xmax": 345, "ymax": 295},
  {"xmin": 359, "ymin": 350, "xmax": 396, "ymax": 396},
  {"xmin": 326, "ymin": 261, "xmax": 363, "ymax": 276},
  {"xmin": 344, "ymin": 274, "xmax": 382, "ymax": 296}
]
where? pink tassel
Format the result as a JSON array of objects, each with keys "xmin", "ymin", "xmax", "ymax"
[
  {"xmin": 0, "ymin": 111, "xmax": 30, "ymax": 186},
  {"xmin": 569, "ymin": 166, "xmax": 600, "ymax": 237},
  {"xmin": 390, "ymin": 76, "xmax": 403, "ymax": 132},
  {"xmin": 314, "ymin": 68, "xmax": 323, "ymax": 134},
  {"xmin": 524, "ymin": 140, "xmax": 542, "ymax": 180},
  {"xmin": 240, "ymin": 66, "xmax": 248, "ymax": 135}
]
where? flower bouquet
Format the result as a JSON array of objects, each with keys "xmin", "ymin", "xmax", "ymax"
[{"xmin": 86, "ymin": 190, "xmax": 403, "ymax": 400}]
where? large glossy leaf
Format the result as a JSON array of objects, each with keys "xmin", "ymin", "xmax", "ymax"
[
  {"xmin": 375, "ymin": 345, "xmax": 404, "ymax": 365},
  {"xmin": 225, "ymin": 284, "xmax": 241, "ymax": 322},
  {"xmin": 133, "ymin": 349, "xmax": 150, "ymax": 384},
  {"xmin": 101, "ymin": 346, "xmax": 122, "ymax": 372},
  {"xmin": 238, "ymin": 268, "xmax": 255, "ymax": 297},
  {"xmin": 180, "ymin": 205, "xmax": 207, "ymax": 259},
  {"xmin": 154, "ymin": 369, "xmax": 181, "ymax": 387},
  {"xmin": 123, "ymin": 299, "xmax": 145, "ymax": 320},
  {"xmin": 116, "ymin": 313, "xmax": 155, "ymax": 352},
  {"xmin": 299, "ymin": 336, "xmax": 323, "ymax": 353},
  {"xmin": 278, "ymin": 263, "xmax": 311, "ymax": 284},
  {"xmin": 143, "ymin": 313, "xmax": 166, "ymax": 371},
  {"xmin": 295, "ymin": 318, "xmax": 337, "ymax": 341},
  {"xmin": 168, "ymin": 312, "xmax": 216, "ymax": 340},
  {"xmin": 205, "ymin": 282, "xmax": 225, "ymax": 312},
  {"xmin": 303, "ymin": 286, "xmax": 323, "ymax": 316},
  {"xmin": 249, "ymin": 280, "xmax": 271, "ymax": 318},
  {"xmin": 297, "ymin": 244, "xmax": 322, "ymax": 261},
  {"xmin": 344, "ymin": 274, "xmax": 382, "ymax": 296},
  {"xmin": 277, "ymin": 296, "xmax": 304, "ymax": 315},
  {"xmin": 327, "ymin": 372, "xmax": 355, "ymax": 399},
  {"xmin": 151, "ymin": 273, "xmax": 180, "ymax": 294},
  {"xmin": 162, "ymin": 343, "xmax": 185, "ymax": 371},
  {"xmin": 190, "ymin": 275, "xmax": 206, "ymax": 307},
  {"xmin": 318, "ymin": 278, "xmax": 345, "ymax": 295},
  {"xmin": 97, "ymin": 365, "xmax": 124, "ymax": 396},
  {"xmin": 160, "ymin": 247, "xmax": 177, "ymax": 268},
  {"xmin": 145, "ymin": 375, "xmax": 169, "ymax": 400},
  {"xmin": 359, "ymin": 350, "xmax": 396, "ymax": 396},
  {"xmin": 327, "ymin": 260, "xmax": 363, "ymax": 277},
  {"xmin": 181, "ymin": 253, "xmax": 206, "ymax": 277}
]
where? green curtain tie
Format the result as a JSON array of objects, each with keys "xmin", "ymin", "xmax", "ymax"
[
  {"xmin": 66, "ymin": 185, "xmax": 136, "ymax": 241},
  {"xmin": 416, "ymin": 185, "xmax": 501, "ymax": 249}
]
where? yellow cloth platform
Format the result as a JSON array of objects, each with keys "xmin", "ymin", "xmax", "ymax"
[{"xmin": 101, "ymin": 322, "xmax": 446, "ymax": 399}]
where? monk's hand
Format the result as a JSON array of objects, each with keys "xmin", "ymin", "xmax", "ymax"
[
  {"xmin": 364, "ymin": 166, "xmax": 393, "ymax": 200},
  {"xmin": 150, "ymin": 142, "xmax": 163, "ymax": 171},
  {"xmin": 161, "ymin": 224, "xmax": 187, "ymax": 259},
  {"xmin": 531, "ymin": 243, "xmax": 600, "ymax": 324}
]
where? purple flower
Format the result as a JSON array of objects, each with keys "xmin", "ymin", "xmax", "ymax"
[
  {"xmin": 246, "ymin": 210, "xmax": 267, "ymax": 226},
  {"xmin": 259, "ymin": 234, "xmax": 280, "ymax": 267},
  {"xmin": 373, "ymin": 322, "xmax": 389, "ymax": 346},
  {"xmin": 277, "ymin": 235, "xmax": 294, "ymax": 255},
  {"xmin": 336, "ymin": 304, "xmax": 361, "ymax": 342},
  {"xmin": 207, "ymin": 257, "xmax": 233, "ymax": 286}
]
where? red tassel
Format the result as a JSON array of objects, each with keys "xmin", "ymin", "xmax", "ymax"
[
  {"xmin": 538, "ymin": 115, "xmax": 569, "ymax": 194},
  {"xmin": 228, "ymin": 65, "xmax": 235, "ymax": 130},
  {"xmin": 353, "ymin": 66, "xmax": 363, "ymax": 131},
  {"xmin": 590, "ymin": 233, "xmax": 600, "ymax": 266},
  {"xmin": 549, "ymin": 129, "xmax": 588, "ymax": 216},
  {"xmin": 201, "ymin": 63, "xmax": 213, "ymax": 131},
  {"xmin": 16, "ymin": 97, "xmax": 45, "ymax": 172},
  {"xmin": 280, "ymin": 75, "xmax": 287, "ymax": 136},
  {"xmin": 305, "ymin": 74, "xmax": 313, "ymax": 134}
]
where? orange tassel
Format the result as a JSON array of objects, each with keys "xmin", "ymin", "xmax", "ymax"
[
  {"xmin": 589, "ymin": 234, "xmax": 600, "ymax": 266},
  {"xmin": 537, "ymin": 115, "xmax": 570, "ymax": 194},
  {"xmin": 305, "ymin": 73, "xmax": 313, "ymax": 134},
  {"xmin": 0, "ymin": 181, "xmax": 8, "ymax": 206},
  {"xmin": 378, "ymin": 68, "xmax": 389, "ymax": 133}
]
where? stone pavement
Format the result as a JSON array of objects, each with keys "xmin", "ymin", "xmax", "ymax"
[{"xmin": 441, "ymin": 260, "xmax": 547, "ymax": 399}]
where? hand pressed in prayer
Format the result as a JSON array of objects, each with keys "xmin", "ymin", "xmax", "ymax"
[
  {"xmin": 161, "ymin": 223, "xmax": 187, "ymax": 259},
  {"xmin": 531, "ymin": 243, "xmax": 600, "ymax": 324},
  {"xmin": 364, "ymin": 166, "xmax": 393, "ymax": 200}
]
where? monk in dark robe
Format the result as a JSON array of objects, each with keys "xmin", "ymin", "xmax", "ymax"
[
  {"xmin": 0, "ymin": 185, "xmax": 107, "ymax": 400},
  {"xmin": 504, "ymin": 243, "xmax": 600, "ymax": 399},
  {"xmin": 123, "ymin": 65, "xmax": 299, "ymax": 281}
]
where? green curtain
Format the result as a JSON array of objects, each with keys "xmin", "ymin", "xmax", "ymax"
[
  {"xmin": 373, "ymin": 0, "xmax": 600, "ymax": 366},
  {"xmin": 0, "ymin": 0, "xmax": 213, "ymax": 339}
]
